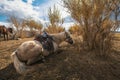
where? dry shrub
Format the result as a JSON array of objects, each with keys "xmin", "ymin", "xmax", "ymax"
[
  {"xmin": 63, "ymin": 0, "xmax": 120, "ymax": 56},
  {"xmin": 26, "ymin": 20, "xmax": 43, "ymax": 31},
  {"xmin": 9, "ymin": 16, "xmax": 43, "ymax": 39},
  {"xmin": 9, "ymin": 16, "xmax": 27, "ymax": 39},
  {"xmin": 21, "ymin": 31, "xmax": 36, "ymax": 38},
  {"xmin": 113, "ymin": 33, "xmax": 120, "ymax": 41},
  {"xmin": 45, "ymin": 25, "xmax": 65, "ymax": 34},
  {"xmin": 45, "ymin": 5, "xmax": 65, "ymax": 34},
  {"xmin": 81, "ymin": 20, "xmax": 114, "ymax": 56},
  {"xmin": 69, "ymin": 24, "xmax": 83, "ymax": 35},
  {"xmin": 69, "ymin": 24, "xmax": 84, "ymax": 51},
  {"xmin": 71, "ymin": 35, "xmax": 83, "ymax": 51},
  {"xmin": 91, "ymin": 20, "xmax": 113, "ymax": 55}
]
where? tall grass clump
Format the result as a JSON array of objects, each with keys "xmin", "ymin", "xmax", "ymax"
[{"xmin": 45, "ymin": 5, "xmax": 65, "ymax": 33}]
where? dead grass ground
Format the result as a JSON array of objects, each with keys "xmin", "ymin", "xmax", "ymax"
[{"xmin": 0, "ymin": 34, "xmax": 120, "ymax": 80}]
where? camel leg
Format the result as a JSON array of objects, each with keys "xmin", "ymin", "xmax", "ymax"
[{"xmin": 26, "ymin": 55, "xmax": 45, "ymax": 65}]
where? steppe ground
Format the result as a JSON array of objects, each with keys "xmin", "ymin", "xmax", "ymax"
[{"xmin": 0, "ymin": 33, "xmax": 120, "ymax": 80}]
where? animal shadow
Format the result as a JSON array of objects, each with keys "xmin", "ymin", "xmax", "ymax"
[{"xmin": 0, "ymin": 63, "xmax": 21, "ymax": 80}]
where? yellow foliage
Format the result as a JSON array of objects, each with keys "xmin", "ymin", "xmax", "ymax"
[
  {"xmin": 102, "ymin": 19, "xmax": 113, "ymax": 30},
  {"xmin": 45, "ymin": 25, "xmax": 65, "ymax": 34},
  {"xmin": 26, "ymin": 20, "xmax": 43, "ymax": 31},
  {"xmin": 46, "ymin": 5, "xmax": 65, "ymax": 34},
  {"xmin": 69, "ymin": 24, "xmax": 83, "ymax": 35}
]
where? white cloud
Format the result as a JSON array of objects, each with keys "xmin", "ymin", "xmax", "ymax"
[
  {"xmin": 62, "ymin": 22, "xmax": 74, "ymax": 30},
  {"xmin": 27, "ymin": 0, "xmax": 35, "ymax": 4},
  {"xmin": 0, "ymin": 0, "xmax": 70, "ymax": 19},
  {"xmin": 0, "ymin": 0, "xmax": 40, "ymax": 21},
  {"xmin": 34, "ymin": 0, "xmax": 71, "ymax": 28},
  {"xmin": 35, "ymin": 0, "xmax": 70, "ymax": 19},
  {"xmin": 0, "ymin": 0, "xmax": 72, "ymax": 30},
  {"xmin": 0, "ymin": 21, "xmax": 12, "ymax": 27},
  {"xmin": 0, "ymin": 0, "xmax": 70, "ymax": 23}
]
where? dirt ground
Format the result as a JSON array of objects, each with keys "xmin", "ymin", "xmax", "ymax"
[{"xmin": 0, "ymin": 37, "xmax": 120, "ymax": 80}]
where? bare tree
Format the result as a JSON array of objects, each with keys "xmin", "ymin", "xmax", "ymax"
[{"xmin": 9, "ymin": 16, "xmax": 27, "ymax": 38}]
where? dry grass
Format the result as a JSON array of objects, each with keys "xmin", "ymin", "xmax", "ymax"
[
  {"xmin": 69, "ymin": 24, "xmax": 83, "ymax": 35},
  {"xmin": 0, "ymin": 36, "xmax": 120, "ymax": 80},
  {"xmin": 113, "ymin": 33, "xmax": 120, "ymax": 41},
  {"xmin": 45, "ymin": 26, "xmax": 65, "ymax": 34}
]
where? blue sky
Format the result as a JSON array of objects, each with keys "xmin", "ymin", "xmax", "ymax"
[
  {"xmin": 0, "ymin": 0, "xmax": 119, "ymax": 31},
  {"xmin": 0, "ymin": 0, "xmax": 46, "ymax": 21},
  {"xmin": 0, "ymin": 15, "xmax": 8, "ymax": 22},
  {"xmin": 22, "ymin": 0, "xmax": 48, "ymax": 6},
  {"xmin": 0, "ymin": 0, "xmax": 73, "ymax": 29}
]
